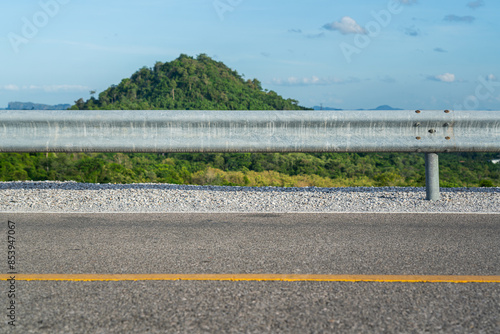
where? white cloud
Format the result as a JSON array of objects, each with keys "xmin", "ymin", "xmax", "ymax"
[
  {"xmin": 271, "ymin": 76, "xmax": 358, "ymax": 86},
  {"xmin": 436, "ymin": 73, "xmax": 455, "ymax": 82},
  {"xmin": 428, "ymin": 73, "xmax": 456, "ymax": 83},
  {"xmin": 1, "ymin": 84, "xmax": 20, "ymax": 91},
  {"xmin": 1, "ymin": 84, "xmax": 89, "ymax": 92},
  {"xmin": 323, "ymin": 16, "xmax": 367, "ymax": 35},
  {"xmin": 486, "ymin": 74, "xmax": 497, "ymax": 81}
]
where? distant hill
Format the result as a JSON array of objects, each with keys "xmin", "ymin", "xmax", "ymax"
[
  {"xmin": 71, "ymin": 54, "xmax": 309, "ymax": 111},
  {"xmin": 371, "ymin": 105, "xmax": 403, "ymax": 111},
  {"xmin": 312, "ymin": 106, "xmax": 342, "ymax": 111},
  {"xmin": 7, "ymin": 102, "xmax": 71, "ymax": 110},
  {"xmin": 313, "ymin": 105, "xmax": 403, "ymax": 111}
]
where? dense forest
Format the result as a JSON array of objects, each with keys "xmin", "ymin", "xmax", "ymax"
[
  {"xmin": 70, "ymin": 54, "xmax": 308, "ymax": 111},
  {"xmin": 1, "ymin": 54, "xmax": 498, "ymax": 187},
  {"xmin": 0, "ymin": 152, "xmax": 498, "ymax": 187}
]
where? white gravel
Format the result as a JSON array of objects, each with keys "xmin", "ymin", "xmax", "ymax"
[{"xmin": 0, "ymin": 181, "xmax": 498, "ymax": 213}]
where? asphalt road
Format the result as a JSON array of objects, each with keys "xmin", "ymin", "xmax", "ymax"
[{"xmin": 2, "ymin": 213, "xmax": 500, "ymax": 333}]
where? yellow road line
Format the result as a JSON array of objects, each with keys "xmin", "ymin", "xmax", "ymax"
[{"xmin": 1, "ymin": 274, "xmax": 500, "ymax": 283}]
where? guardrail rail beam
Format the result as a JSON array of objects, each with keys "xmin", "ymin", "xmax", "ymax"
[{"xmin": 1, "ymin": 109, "xmax": 499, "ymax": 201}]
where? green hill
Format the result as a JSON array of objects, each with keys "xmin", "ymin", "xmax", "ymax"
[
  {"xmin": 1, "ymin": 54, "xmax": 497, "ymax": 187},
  {"xmin": 72, "ymin": 54, "xmax": 308, "ymax": 111}
]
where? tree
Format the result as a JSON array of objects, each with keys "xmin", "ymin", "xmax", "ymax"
[{"xmin": 71, "ymin": 54, "xmax": 310, "ymax": 111}]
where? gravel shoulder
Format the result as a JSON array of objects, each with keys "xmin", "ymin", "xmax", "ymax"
[{"xmin": 1, "ymin": 181, "xmax": 498, "ymax": 213}]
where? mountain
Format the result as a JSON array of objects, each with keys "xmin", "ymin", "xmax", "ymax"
[
  {"xmin": 371, "ymin": 105, "xmax": 403, "ymax": 111},
  {"xmin": 313, "ymin": 105, "xmax": 403, "ymax": 111},
  {"xmin": 7, "ymin": 102, "xmax": 71, "ymax": 110},
  {"xmin": 72, "ymin": 54, "xmax": 309, "ymax": 111},
  {"xmin": 312, "ymin": 106, "xmax": 342, "ymax": 111}
]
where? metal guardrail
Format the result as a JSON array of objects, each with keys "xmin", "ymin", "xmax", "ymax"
[
  {"xmin": 1, "ymin": 109, "xmax": 499, "ymax": 200},
  {"xmin": 1, "ymin": 110, "xmax": 498, "ymax": 153}
]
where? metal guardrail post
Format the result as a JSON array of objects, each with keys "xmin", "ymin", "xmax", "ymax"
[{"xmin": 425, "ymin": 153, "xmax": 440, "ymax": 201}]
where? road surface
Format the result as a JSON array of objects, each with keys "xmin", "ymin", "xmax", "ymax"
[{"xmin": 1, "ymin": 213, "xmax": 499, "ymax": 333}]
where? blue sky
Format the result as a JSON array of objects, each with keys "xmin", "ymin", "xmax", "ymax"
[{"xmin": 1, "ymin": 0, "xmax": 499, "ymax": 110}]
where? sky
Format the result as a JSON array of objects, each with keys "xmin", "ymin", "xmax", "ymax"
[{"xmin": 0, "ymin": 0, "xmax": 499, "ymax": 110}]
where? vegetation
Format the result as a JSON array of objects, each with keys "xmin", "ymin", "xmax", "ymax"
[
  {"xmin": 70, "ymin": 54, "xmax": 307, "ymax": 111},
  {"xmin": 1, "ymin": 54, "xmax": 497, "ymax": 187},
  {"xmin": 0, "ymin": 152, "xmax": 497, "ymax": 187}
]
